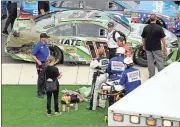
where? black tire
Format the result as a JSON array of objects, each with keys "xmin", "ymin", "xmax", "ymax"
[
  {"xmin": 143, "ymin": 17, "xmax": 166, "ymax": 28},
  {"xmin": 48, "ymin": 45, "xmax": 63, "ymax": 64},
  {"xmin": 133, "ymin": 45, "xmax": 148, "ymax": 67}
]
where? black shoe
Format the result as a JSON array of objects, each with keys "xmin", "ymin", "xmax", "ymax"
[
  {"xmin": 1, "ymin": 15, "xmax": 7, "ymax": 20},
  {"xmin": 86, "ymin": 107, "xmax": 92, "ymax": 110},
  {"xmin": 38, "ymin": 95, "xmax": 44, "ymax": 98},
  {"xmin": 2, "ymin": 31, "xmax": 8, "ymax": 36}
]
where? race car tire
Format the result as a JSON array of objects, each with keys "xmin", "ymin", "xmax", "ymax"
[
  {"xmin": 133, "ymin": 46, "xmax": 148, "ymax": 67},
  {"xmin": 48, "ymin": 45, "xmax": 63, "ymax": 64},
  {"xmin": 143, "ymin": 17, "xmax": 166, "ymax": 28}
]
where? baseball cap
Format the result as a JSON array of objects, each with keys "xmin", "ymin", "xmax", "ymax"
[
  {"xmin": 40, "ymin": 33, "xmax": 50, "ymax": 38},
  {"xmin": 108, "ymin": 22, "xmax": 114, "ymax": 27}
]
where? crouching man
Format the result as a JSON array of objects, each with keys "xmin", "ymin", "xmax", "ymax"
[
  {"xmin": 120, "ymin": 57, "xmax": 141, "ymax": 95},
  {"xmin": 87, "ymin": 48, "xmax": 109, "ymax": 110},
  {"xmin": 107, "ymin": 47, "xmax": 126, "ymax": 80}
]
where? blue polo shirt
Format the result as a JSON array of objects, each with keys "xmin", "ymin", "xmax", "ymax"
[
  {"xmin": 120, "ymin": 67, "xmax": 141, "ymax": 95},
  {"xmin": 31, "ymin": 41, "xmax": 49, "ymax": 62}
]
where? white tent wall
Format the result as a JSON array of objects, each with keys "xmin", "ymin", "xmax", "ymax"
[{"xmin": 108, "ymin": 62, "xmax": 180, "ymax": 126}]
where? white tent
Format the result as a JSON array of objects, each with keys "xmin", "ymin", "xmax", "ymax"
[{"xmin": 108, "ymin": 62, "xmax": 180, "ymax": 126}]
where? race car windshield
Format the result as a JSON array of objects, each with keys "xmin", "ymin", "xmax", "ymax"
[{"xmin": 121, "ymin": 1, "xmax": 139, "ymax": 9}]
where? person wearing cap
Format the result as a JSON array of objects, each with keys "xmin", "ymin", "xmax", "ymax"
[
  {"xmin": 107, "ymin": 22, "xmax": 121, "ymax": 60},
  {"xmin": 87, "ymin": 47, "xmax": 109, "ymax": 110},
  {"xmin": 120, "ymin": 57, "xmax": 141, "ymax": 95},
  {"xmin": 31, "ymin": 33, "xmax": 50, "ymax": 98},
  {"xmin": 2, "ymin": 0, "xmax": 18, "ymax": 36},
  {"xmin": 117, "ymin": 37, "xmax": 132, "ymax": 57},
  {"xmin": 107, "ymin": 47, "xmax": 125, "ymax": 80}
]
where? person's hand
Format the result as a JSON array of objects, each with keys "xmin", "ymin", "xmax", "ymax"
[
  {"xmin": 143, "ymin": 45, "xmax": 146, "ymax": 50},
  {"xmin": 37, "ymin": 61, "xmax": 42, "ymax": 66},
  {"xmin": 162, "ymin": 45, "xmax": 167, "ymax": 59},
  {"xmin": 40, "ymin": 9, "xmax": 46, "ymax": 15}
]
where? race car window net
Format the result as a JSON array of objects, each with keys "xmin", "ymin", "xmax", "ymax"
[
  {"xmin": 76, "ymin": 23, "xmax": 106, "ymax": 37},
  {"xmin": 110, "ymin": 15, "xmax": 131, "ymax": 36},
  {"xmin": 108, "ymin": 2, "xmax": 125, "ymax": 11}
]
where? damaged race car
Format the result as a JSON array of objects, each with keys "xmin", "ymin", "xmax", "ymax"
[
  {"xmin": 5, "ymin": 10, "xmax": 180, "ymax": 67},
  {"xmin": 19, "ymin": 0, "xmax": 180, "ymax": 37}
]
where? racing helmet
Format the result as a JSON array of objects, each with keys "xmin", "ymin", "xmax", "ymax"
[
  {"xmin": 116, "ymin": 47, "xmax": 125, "ymax": 55},
  {"xmin": 123, "ymin": 57, "xmax": 134, "ymax": 67}
]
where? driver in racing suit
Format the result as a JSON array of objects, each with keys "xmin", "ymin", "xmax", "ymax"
[
  {"xmin": 87, "ymin": 48, "xmax": 109, "ymax": 110},
  {"xmin": 107, "ymin": 47, "xmax": 126, "ymax": 80},
  {"xmin": 120, "ymin": 57, "xmax": 141, "ymax": 95}
]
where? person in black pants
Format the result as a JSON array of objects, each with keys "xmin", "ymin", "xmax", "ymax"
[
  {"xmin": 46, "ymin": 56, "xmax": 62, "ymax": 117},
  {"xmin": 38, "ymin": 1, "xmax": 49, "ymax": 15},
  {"xmin": 2, "ymin": 1, "xmax": 17, "ymax": 36},
  {"xmin": 31, "ymin": 33, "xmax": 50, "ymax": 98}
]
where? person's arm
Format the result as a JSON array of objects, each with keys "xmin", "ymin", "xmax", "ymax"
[
  {"xmin": 31, "ymin": 44, "xmax": 42, "ymax": 65},
  {"xmin": 141, "ymin": 28, "xmax": 146, "ymax": 50},
  {"xmin": 115, "ymin": 32, "xmax": 121, "ymax": 42},
  {"xmin": 107, "ymin": 60, "xmax": 111, "ymax": 74},
  {"xmin": 90, "ymin": 59, "xmax": 99, "ymax": 69},
  {"xmin": 120, "ymin": 72, "xmax": 126, "ymax": 86},
  {"xmin": 76, "ymin": 92, "xmax": 86, "ymax": 102},
  {"xmin": 38, "ymin": 1, "xmax": 46, "ymax": 15},
  {"xmin": 160, "ymin": 28, "xmax": 166, "ymax": 48},
  {"xmin": 54, "ymin": 67, "xmax": 62, "ymax": 79}
]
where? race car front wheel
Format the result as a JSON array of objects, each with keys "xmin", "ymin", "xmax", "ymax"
[
  {"xmin": 133, "ymin": 46, "xmax": 148, "ymax": 67},
  {"xmin": 48, "ymin": 45, "xmax": 63, "ymax": 64}
]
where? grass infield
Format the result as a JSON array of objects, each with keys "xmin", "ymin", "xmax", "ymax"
[{"xmin": 2, "ymin": 85, "xmax": 108, "ymax": 126}]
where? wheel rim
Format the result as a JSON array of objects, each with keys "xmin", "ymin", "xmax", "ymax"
[{"xmin": 138, "ymin": 47, "xmax": 147, "ymax": 61}]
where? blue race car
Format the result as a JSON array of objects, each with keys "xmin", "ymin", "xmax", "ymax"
[{"xmin": 19, "ymin": 0, "xmax": 180, "ymax": 36}]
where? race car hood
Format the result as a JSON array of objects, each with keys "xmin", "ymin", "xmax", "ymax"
[{"xmin": 128, "ymin": 23, "xmax": 178, "ymax": 48}]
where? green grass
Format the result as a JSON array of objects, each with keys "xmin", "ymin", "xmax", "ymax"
[{"xmin": 2, "ymin": 85, "xmax": 108, "ymax": 126}]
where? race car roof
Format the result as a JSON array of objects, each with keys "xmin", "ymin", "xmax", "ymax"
[
  {"xmin": 109, "ymin": 62, "xmax": 180, "ymax": 121},
  {"xmin": 57, "ymin": 9, "xmax": 110, "ymax": 22}
]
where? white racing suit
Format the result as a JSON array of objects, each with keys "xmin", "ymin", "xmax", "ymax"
[{"xmin": 88, "ymin": 56, "xmax": 109, "ymax": 110}]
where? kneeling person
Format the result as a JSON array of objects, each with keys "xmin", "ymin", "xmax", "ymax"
[
  {"xmin": 107, "ymin": 47, "xmax": 126, "ymax": 79},
  {"xmin": 120, "ymin": 57, "xmax": 141, "ymax": 95},
  {"xmin": 88, "ymin": 48, "xmax": 109, "ymax": 110}
]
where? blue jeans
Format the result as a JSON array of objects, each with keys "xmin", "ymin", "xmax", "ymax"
[{"xmin": 1, "ymin": 1, "xmax": 7, "ymax": 16}]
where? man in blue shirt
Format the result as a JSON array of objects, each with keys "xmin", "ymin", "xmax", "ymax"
[
  {"xmin": 107, "ymin": 47, "xmax": 125, "ymax": 80},
  {"xmin": 31, "ymin": 33, "xmax": 50, "ymax": 98},
  {"xmin": 120, "ymin": 57, "xmax": 141, "ymax": 95},
  {"xmin": 2, "ymin": 0, "xmax": 18, "ymax": 36}
]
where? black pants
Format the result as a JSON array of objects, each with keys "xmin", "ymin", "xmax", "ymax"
[
  {"xmin": 108, "ymin": 48, "xmax": 116, "ymax": 60},
  {"xmin": 36, "ymin": 63, "xmax": 46, "ymax": 96},
  {"xmin": 89, "ymin": 72, "xmax": 98, "ymax": 109},
  {"xmin": 3, "ymin": 2, "xmax": 17, "ymax": 31},
  {"xmin": 47, "ymin": 85, "xmax": 59, "ymax": 114}
]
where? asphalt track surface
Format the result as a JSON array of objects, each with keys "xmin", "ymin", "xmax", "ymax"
[{"xmin": 1, "ymin": 18, "xmax": 180, "ymax": 64}]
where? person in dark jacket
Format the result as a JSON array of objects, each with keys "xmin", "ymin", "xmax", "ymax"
[{"xmin": 46, "ymin": 55, "xmax": 62, "ymax": 117}]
